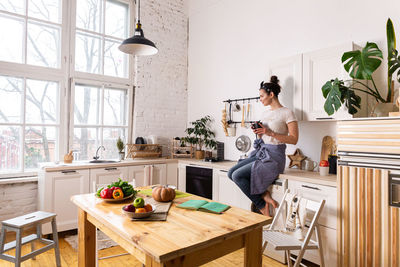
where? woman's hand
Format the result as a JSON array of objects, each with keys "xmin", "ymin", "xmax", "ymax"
[{"xmin": 252, "ymin": 124, "xmax": 274, "ymax": 138}]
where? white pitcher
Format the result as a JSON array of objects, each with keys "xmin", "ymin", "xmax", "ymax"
[{"xmin": 304, "ymin": 159, "xmax": 317, "ymax": 171}]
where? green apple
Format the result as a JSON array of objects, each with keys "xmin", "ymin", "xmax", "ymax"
[{"xmin": 133, "ymin": 197, "xmax": 144, "ymax": 208}]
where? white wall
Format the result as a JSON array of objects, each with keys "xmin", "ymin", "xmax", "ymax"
[
  {"xmin": 133, "ymin": 0, "xmax": 188, "ymax": 155},
  {"xmin": 187, "ymin": 0, "xmax": 400, "ymax": 163}
]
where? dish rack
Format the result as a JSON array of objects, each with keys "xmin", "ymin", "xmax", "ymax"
[
  {"xmin": 171, "ymin": 139, "xmax": 193, "ymax": 158},
  {"xmin": 126, "ymin": 144, "xmax": 162, "ymax": 159}
]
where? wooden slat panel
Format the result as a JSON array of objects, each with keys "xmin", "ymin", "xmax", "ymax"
[
  {"xmin": 374, "ymin": 169, "xmax": 381, "ymax": 267},
  {"xmin": 338, "ymin": 119, "xmax": 400, "ymax": 125},
  {"xmin": 392, "ymin": 208, "xmax": 399, "ymax": 267},
  {"xmin": 338, "ymin": 133, "xmax": 400, "ymax": 139},
  {"xmin": 338, "ymin": 140, "xmax": 400, "ymax": 146},
  {"xmin": 382, "ymin": 171, "xmax": 391, "ymax": 267},
  {"xmin": 366, "ymin": 169, "xmax": 373, "ymax": 267},
  {"xmin": 338, "ymin": 127, "xmax": 400, "ymax": 132},
  {"xmin": 336, "ymin": 146, "xmax": 400, "ymax": 154},
  {"xmin": 358, "ymin": 168, "xmax": 365, "ymax": 267},
  {"xmin": 350, "ymin": 167, "xmax": 358, "ymax": 267},
  {"xmin": 337, "ymin": 166, "xmax": 343, "ymax": 267},
  {"xmin": 343, "ymin": 166, "xmax": 350, "ymax": 267}
]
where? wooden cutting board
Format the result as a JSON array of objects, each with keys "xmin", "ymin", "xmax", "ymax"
[{"xmin": 320, "ymin": 136, "xmax": 334, "ymax": 162}]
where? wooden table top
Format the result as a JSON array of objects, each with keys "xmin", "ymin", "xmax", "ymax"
[{"xmin": 71, "ymin": 189, "xmax": 271, "ymax": 262}]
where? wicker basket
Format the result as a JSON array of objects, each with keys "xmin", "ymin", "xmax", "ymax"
[{"xmin": 126, "ymin": 144, "xmax": 162, "ymax": 159}]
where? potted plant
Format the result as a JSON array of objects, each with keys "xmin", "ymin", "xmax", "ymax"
[
  {"xmin": 183, "ymin": 116, "xmax": 217, "ymax": 159},
  {"xmin": 116, "ymin": 137, "xmax": 125, "ymax": 161},
  {"xmin": 322, "ymin": 18, "xmax": 400, "ymax": 117}
]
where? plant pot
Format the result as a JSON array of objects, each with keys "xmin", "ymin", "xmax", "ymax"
[
  {"xmin": 195, "ymin": 150, "xmax": 205, "ymax": 160},
  {"xmin": 118, "ymin": 152, "xmax": 125, "ymax": 161},
  {"xmin": 371, "ymin": 102, "xmax": 396, "ymax": 117}
]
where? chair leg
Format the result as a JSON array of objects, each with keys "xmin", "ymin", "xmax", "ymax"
[
  {"xmin": 286, "ymin": 250, "xmax": 293, "ymax": 267},
  {"xmin": 31, "ymin": 240, "xmax": 36, "ymax": 260},
  {"xmin": 0, "ymin": 226, "xmax": 6, "ymax": 254},
  {"xmin": 51, "ymin": 218, "xmax": 61, "ymax": 267},
  {"xmin": 15, "ymin": 229, "xmax": 22, "ymax": 267},
  {"xmin": 316, "ymin": 225, "xmax": 325, "ymax": 267}
]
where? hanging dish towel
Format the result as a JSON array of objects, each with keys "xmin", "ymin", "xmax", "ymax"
[{"xmin": 285, "ymin": 194, "xmax": 307, "ymax": 240}]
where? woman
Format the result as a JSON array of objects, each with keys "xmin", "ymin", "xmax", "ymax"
[{"xmin": 227, "ymin": 76, "xmax": 299, "ymax": 217}]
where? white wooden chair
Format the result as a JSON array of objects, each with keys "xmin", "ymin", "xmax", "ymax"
[
  {"xmin": 262, "ymin": 189, "xmax": 325, "ymax": 267},
  {"xmin": 92, "ymin": 182, "xmax": 129, "ymax": 266}
]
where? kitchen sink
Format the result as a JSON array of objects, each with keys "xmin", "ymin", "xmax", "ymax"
[{"xmin": 89, "ymin": 160, "xmax": 119, "ymax": 163}]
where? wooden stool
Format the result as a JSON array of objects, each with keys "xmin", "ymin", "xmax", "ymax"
[{"xmin": 0, "ymin": 211, "xmax": 61, "ymax": 267}]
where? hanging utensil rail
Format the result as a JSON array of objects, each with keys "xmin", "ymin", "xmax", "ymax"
[
  {"xmin": 223, "ymin": 96, "xmax": 259, "ymax": 125},
  {"xmin": 223, "ymin": 96, "xmax": 259, "ymax": 103}
]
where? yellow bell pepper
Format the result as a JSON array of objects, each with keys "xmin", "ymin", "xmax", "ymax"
[{"xmin": 112, "ymin": 188, "xmax": 124, "ymax": 199}]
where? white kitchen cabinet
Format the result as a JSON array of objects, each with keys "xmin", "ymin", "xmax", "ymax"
[
  {"xmin": 177, "ymin": 163, "xmax": 186, "ymax": 191},
  {"xmin": 38, "ymin": 169, "xmax": 90, "ymax": 234},
  {"xmin": 166, "ymin": 162, "xmax": 178, "ymax": 187},
  {"xmin": 128, "ymin": 164, "xmax": 166, "ymax": 187},
  {"xmin": 89, "ymin": 166, "xmax": 129, "ymax": 192},
  {"xmin": 302, "ymin": 42, "xmax": 367, "ymax": 120},
  {"xmin": 268, "ymin": 54, "xmax": 303, "ymax": 121},
  {"xmin": 215, "ymin": 169, "xmax": 251, "ymax": 211}
]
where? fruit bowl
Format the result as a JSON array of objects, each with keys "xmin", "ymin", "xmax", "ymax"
[
  {"xmin": 122, "ymin": 204, "xmax": 156, "ymax": 219},
  {"xmin": 95, "ymin": 193, "xmax": 134, "ymax": 202}
]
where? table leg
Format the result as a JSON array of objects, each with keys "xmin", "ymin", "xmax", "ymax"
[
  {"xmin": 244, "ymin": 227, "xmax": 262, "ymax": 267},
  {"xmin": 78, "ymin": 208, "xmax": 96, "ymax": 267},
  {"xmin": 145, "ymin": 254, "xmax": 163, "ymax": 267}
]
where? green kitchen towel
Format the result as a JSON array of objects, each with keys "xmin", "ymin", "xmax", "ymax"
[
  {"xmin": 139, "ymin": 189, "xmax": 192, "ymax": 199},
  {"xmin": 177, "ymin": 199, "xmax": 230, "ymax": 214}
]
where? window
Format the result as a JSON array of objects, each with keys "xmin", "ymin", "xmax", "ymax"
[
  {"xmin": 0, "ymin": 75, "xmax": 60, "ymax": 174},
  {"xmin": 71, "ymin": 82, "xmax": 129, "ymax": 160},
  {"xmin": 0, "ymin": 0, "xmax": 133, "ymax": 176},
  {"xmin": 0, "ymin": 0, "xmax": 62, "ymax": 68},
  {"xmin": 74, "ymin": 0, "xmax": 129, "ymax": 78}
]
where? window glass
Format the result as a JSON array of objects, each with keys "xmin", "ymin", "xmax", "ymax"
[
  {"xmin": 104, "ymin": 39, "xmax": 128, "ymax": 78},
  {"xmin": 103, "ymin": 88, "xmax": 127, "ymax": 126},
  {"xmin": 0, "ymin": 15, "xmax": 24, "ymax": 64},
  {"xmin": 0, "ymin": 126, "xmax": 21, "ymax": 173},
  {"xmin": 105, "ymin": 0, "xmax": 128, "ymax": 38},
  {"xmin": 0, "ymin": 0, "xmax": 25, "ymax": 15},
  {"xmin": 103, "ymin": 128, "xmax": 126, "ymax": 159},
  {"xmin": 0, "ymin": 76, "xmax": 23, "ymax": 123},
  {"xmin": 73, "ymin": 127, "xmax": 99, "ymax": 161},
  {"xmin": 28, "ymin": 0, "xmax": 61, "ymax": 23},
  {"xmin": 24, "ymin": 126, "xmax": 57, "ymax": 169},
  {"xmin": 74, "ymin": 85, "xmax": 101, "ymax": 125},
  {"xmin": 76, "ymin": 0, "xmax": 102, "ymax": 33},
  {"xmin": 75, "ymin": 32, "xmax": 101, "ymax": 74}
]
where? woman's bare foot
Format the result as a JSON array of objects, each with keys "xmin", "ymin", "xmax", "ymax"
[
  {"xmin": 263, "ymin": 191, "xmax": 279, "ymax": 209},
  {"xmin": 259, "ymin": 204, "xmax": 271, "ymax": 217}
]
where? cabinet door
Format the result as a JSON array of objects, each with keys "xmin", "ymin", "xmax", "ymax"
[
  {"xmin": 152, "ymin": 164, "xmax": 167, "ymax": 185},
  {"xmin": 89, "ymin": 167, "xmax": 129, "ymax": 192},
  {"xmin": 177, "ymin": 163, "xmax": 186, "ymax": 191},
  {"xmin": 166, "ymin": 162, "xmax": 178, "ymax": 187},
  {"xmin": 288, "ymin": 180, "xmax": 337, "ymax": 229},
  {"xmin": 268, "ymin": 54, "xmax": 303, "ymax": 121},
  {"xmin": 128, "ymin": 165, "xmax": 145, "ymax": 187},
  {"xmin": 217, "ymin": 170, "xmax": 252, "ymax": 211},
  {"xmin": 302, "ymin": 42, "xmax": 366, "ymax": 120},
  {"xmin": 40, "ymin": 169, "xmax": 90, "ymax": 234}
]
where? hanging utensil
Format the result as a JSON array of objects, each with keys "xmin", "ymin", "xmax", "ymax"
[
  {"xmin": 241, "ymin": 103, "xmax": 245, "ymax": 127},
  {"xmin": 246, "ymin": 101, "xmax": 251, "ymax": 127}
]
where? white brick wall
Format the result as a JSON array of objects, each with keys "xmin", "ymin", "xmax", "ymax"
[
  {"xmin": 0, "ymin": 182, "xmax": 37, "ymax": 222},
  {"xmin": 133, "ymin": 0, "xmax": 188, "ymax": 155}
]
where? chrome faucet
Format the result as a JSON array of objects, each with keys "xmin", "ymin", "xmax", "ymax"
[{"xmin": 93, "ymin": 146, "xmax": 105, "ymax": 160}]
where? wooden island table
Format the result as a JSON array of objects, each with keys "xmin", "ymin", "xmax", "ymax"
[{"xmin": 71, "ymin": 188, "xmax": 271, "ymax": 266}]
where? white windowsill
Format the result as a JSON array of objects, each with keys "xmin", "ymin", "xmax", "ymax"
[{"xmin": 0, "ymin": 176, "xmax": 38, "ymax": 185}]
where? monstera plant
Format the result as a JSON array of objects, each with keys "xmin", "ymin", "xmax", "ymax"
[{"xmin": 322, "ymin": 18, "xmax": 400, "ymax": 115}]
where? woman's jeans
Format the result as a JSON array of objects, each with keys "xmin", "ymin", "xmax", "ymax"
[{"xmin": 227, "ymin": 156, "xmax": 266, "ymax": 210}]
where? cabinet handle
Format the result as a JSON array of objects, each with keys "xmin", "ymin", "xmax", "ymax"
[
  {"xmin": 315, "ymin": 117, "xmax": 333, "ymax": 120},
  {"xmin": 301, "ymin": 185, "xmax": 320, "ymax": 190},
  {"xmin": 61, "ymin": 170, "xmax": 77, "ymax": 174},
  {"xmin": 105, "ymin": 167, "xmax": 118, "ymax": 171},
  {"xmin": 219, "ymin": 170, "xmax": 228, "ymax": 173}
]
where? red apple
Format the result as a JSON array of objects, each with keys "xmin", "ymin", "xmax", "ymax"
[{"xmin": 319, "ymin": 160, "xmax": 329, "ymax": 167}]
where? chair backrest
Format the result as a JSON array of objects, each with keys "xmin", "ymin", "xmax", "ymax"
[{"xmin": 269, "ymin": 189, "xmax": 325, "ymax": 234}]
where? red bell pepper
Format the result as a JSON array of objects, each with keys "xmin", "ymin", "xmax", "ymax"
[{"xmin": 100, "ymin": 188, "xmax": 113, "ymax": 199}]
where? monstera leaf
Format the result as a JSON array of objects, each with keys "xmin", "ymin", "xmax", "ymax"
[
  {"xmin": 322, "ymin": 79, "xmax": 361, "ymax": 115},
  {"xmin": 387, "ymin": 18, "xmax": 396, "ymax": 100},
  {"xmin": 342, "ymin": 42, "xmax": 383, "ymax": 80},
  {"xmin": 389, "ymin": 48, "xmax": 400, "ymax": 83}
]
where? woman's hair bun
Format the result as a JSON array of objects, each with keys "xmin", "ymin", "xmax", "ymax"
[{"xmin": 270, "ymin": 75, "xmax": 279, "ymax": 84}]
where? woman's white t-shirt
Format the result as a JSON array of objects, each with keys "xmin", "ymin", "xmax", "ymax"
[{"xmin": 260, "ymin": 107, "xmax": 297, "ymax": 145}]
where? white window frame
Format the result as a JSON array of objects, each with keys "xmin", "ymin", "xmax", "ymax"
[
  {"xmin": 68, "ymin": 78, "xmax": 133, "ymax": 160},
  {"xmin": 68, "ymin": 0, "xmax": 135, "ymax": 85},
  {"xmin": 0, "ymin": 0, "xmax": 135, "ymax": 177}
]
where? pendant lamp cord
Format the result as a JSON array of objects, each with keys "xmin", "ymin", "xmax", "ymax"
[{"xmin": 135, "ymin": 0, "xmax": 141, "ymax": 23}]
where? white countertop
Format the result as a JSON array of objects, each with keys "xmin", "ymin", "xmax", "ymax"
[{"xmin": 41, "ymin": 158, "xmax": 336, "ymax": 187}]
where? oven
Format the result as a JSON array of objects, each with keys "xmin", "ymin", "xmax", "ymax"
[{"xmin": 186, "ymin": 166, "xmax": 213, "ymax": 199}]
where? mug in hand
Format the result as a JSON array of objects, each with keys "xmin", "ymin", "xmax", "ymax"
[{"xmin": 251, "ymin": 121, "xmax": 262, "ymax": 129}]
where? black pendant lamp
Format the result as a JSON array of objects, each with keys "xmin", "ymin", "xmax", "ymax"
[{"xmin": 119, "ymin": 0, "xmax": 158, "ymax": 56}]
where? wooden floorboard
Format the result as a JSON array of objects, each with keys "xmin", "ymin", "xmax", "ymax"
[{"xmin": 0, "ymin": 231, "xmax": 286, "ymax": 267}]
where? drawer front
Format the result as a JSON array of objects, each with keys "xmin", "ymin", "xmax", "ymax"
[{"xmin": 288, "ymin": 180, "xmax": 337, "ymax": 229}]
